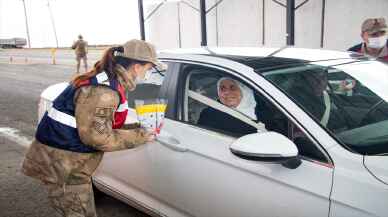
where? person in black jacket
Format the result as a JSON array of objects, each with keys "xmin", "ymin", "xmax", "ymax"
[
  {"xmin": 287, "ymin": 71, "xmax": 349, "ymax": 132},
  {"xmin": 197, "ymin": 77, "xmax": 258, "ymax": 137}
]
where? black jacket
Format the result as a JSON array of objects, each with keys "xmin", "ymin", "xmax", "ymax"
[
  {"xmin": 197, "ymin": 107, "xmax": 257, "ymax": 137},
  {"xmin": 347, "ymin": 43, "xmax": 364, "ymax": 52},
  {"xmin": 348, "ymin": 41, "xmax": 388, "ymax": 62}
]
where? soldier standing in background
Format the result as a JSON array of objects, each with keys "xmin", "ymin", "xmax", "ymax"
[
  {"xmin": 72, "ymin": 35, "xmax": 88, "ymax": 73},
  {"xmin": 348, "ymin": 18, "xmax": 388, "ymax": 62}
]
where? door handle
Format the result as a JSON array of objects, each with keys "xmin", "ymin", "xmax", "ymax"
[{"xmin": 156, "ymin": 133, "xmax": 187, "ymax": 152}]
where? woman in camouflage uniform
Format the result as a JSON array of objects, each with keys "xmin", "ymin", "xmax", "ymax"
[{"xmin": 22, "ymin": 39, "xmax": 165, "ymax": 217}]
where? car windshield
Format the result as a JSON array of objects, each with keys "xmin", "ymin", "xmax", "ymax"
[{"xmin": 262, "ymin": 59, "xmax": 388, "ymax": 155}]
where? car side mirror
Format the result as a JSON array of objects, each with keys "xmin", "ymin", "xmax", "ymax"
[{"xmin": 230, "ymin": 132, "xmax": 302, "ymax": 169}]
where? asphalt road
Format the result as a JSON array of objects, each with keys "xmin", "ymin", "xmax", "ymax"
[
  {"xmin": 0, "ymin": 51, "xmax": 150, "ymax": 217},
  {"xmin": 0, "ymin": 48, "xmax": 101, "ymax": 65}
]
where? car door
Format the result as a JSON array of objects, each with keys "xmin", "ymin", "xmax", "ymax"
[
  {"xmin": 92, "ymin": 62, "xmax": 184, "ymax": 216},
  {"xmin": 149, "ymin": 59, "xmax": 335, "ymax": 217}
]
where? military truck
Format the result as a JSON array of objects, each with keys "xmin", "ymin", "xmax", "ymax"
[{"xmin": 0, "ymin": 38, "xmax": 27, "ymax": 48}]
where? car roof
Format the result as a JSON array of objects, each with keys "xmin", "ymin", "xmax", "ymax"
[{"xmin": 159, "ymin": 47, "xmax": 367, "ymax": 72}]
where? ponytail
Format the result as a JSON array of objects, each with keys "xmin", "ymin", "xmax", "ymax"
[{"xmin": 71, "ymin": 46, "xmax": 149, "ymax": 87}]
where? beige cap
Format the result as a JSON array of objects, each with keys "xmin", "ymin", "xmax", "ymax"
[
  {"xmin": 362, "ymin": 18, "xmax": 387, "ymax": 34},
  {"xmin": 118, "ymin": 39, "xmax": 167, "ymax": 71}
]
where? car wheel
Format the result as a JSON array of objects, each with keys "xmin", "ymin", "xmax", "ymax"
[{"xmin": 92, "ymin": 183, "xmax": 105, "ymax": 201}]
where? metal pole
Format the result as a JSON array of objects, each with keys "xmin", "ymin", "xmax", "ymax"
[
  {"xmin": 216, "ymin": 0, "xmax": 219, "ymax": 46},
  {"xmin": 177, "ymin": 2, "xmax": 182, "ymax": 48},
  {"xmin": 47, "ymin": 0, "xmax": 59, "ymax": 48},
  {"xmin": 262, "ymin": 0, "xmax": 265, "ymax": 45},
  {"xmin": 286, "ymin": 0, "xmax": 295, "ymax": 46},
  {"xmin": 320, "ymin": 0, "xmax": 326, "ymax": 48},
  {"xmin": 21, "ymin": 0, "xmax": 31, "ymax": 48},
  {"xmin": 138, "ymin": 0, "xmax": 146, "ymax": 40},
  {"xmin": 200, "ymin": 0, "xmax": 207, "ymax": 46}
]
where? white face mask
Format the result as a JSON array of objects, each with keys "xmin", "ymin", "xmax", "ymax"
[
  {"xmin": 368, "ymin": 35, "xmax": 387, "ymax": 49},
  {"xmin": 135, "ymin": 69, "xmax": 152, "ymax": 84},
  {"xmin": 134, "ymin": 76, "xmax": 143, "ymax": 84}
]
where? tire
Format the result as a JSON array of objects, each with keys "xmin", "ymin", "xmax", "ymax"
[{"xmin": 92, "ymin": 183, "xmax": 105, "ymax": 201}]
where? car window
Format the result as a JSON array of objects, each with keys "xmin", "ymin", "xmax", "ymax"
[
  {"xmin": 186, "ymin": 68, "xmax": 222, "ymax": 123},
  {"xmin": 181, "ymin": 63, "xmax": 328, "ymax": 163},
  {"xmin": 263, "ymin": 60, "xmax": 388, "ymax": 155},
  {"xmin": 126, "ymin": 62, "xmax": 169, "ymax": 108},
  {"xmin": 183, "ymin": 65, "xmax": 262, "ymax": 136},
  {"xmin": 257, "ymin": 94, "xmax": 328, "ymax": 162}
]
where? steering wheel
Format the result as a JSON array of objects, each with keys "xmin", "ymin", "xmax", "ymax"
[{"xmin": 359, "ymin": 100, "xmax": 386, "ymax": 126}]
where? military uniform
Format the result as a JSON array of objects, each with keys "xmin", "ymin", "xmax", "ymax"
[
  {"xmin": 348, "ymin": 18, "xmax": 388, "ymax": 62},
  {"xmin": 72, "ymin": 37, "xmax": 88, "ymax": 73},
  {"xmin": 22, "ymin": 39, "xmax": 166, "ymax": 217},
  {"xmin": 72, "ymin": 39, "xmax": 88, "ymax": 59},
  {"xmin": 348, "ymin": 41, "xmax": 388, "ymax": 62},
  {"xmin": 22, "ymin": 66, "xmax": 148, "ymax": 217}
]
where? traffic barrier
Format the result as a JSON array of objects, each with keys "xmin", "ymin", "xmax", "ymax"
[{"xmin": 51, "ymin": 48, "xmax": 57, "ymax": 65}]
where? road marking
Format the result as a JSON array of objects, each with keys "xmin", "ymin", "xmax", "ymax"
[{"xmin": 0, "ymin": 127, "xmax": 31, "ymax": 148}]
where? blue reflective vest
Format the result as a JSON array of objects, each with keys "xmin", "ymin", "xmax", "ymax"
[{"xmin": 36, "ymin": 72, "xmax": 127, "ymax": 153}]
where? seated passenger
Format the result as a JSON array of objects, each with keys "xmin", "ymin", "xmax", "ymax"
[
  {"xmin": 197, "ymin": 77, "xmax": 258, "ymax": 136},
  {"xmin": 288, "ymin": 71, "xmax": 349, "ymax": 131}
]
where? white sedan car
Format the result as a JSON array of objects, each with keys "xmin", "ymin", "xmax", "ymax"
[{"xmin": 39, "ymin": 48, "xmax": 388, "ymax": 217}]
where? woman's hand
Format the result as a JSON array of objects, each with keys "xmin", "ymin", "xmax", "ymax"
[{"xmin": 145, "ymin": 131, "xmax": 157, "ymax": 142}]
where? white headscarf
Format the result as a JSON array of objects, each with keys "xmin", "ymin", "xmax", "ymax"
[{"xmin": 217, "ymin": 77, "xmax": 257, "ymax": 121}]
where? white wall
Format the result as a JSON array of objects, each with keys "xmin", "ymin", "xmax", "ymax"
[
  {"xmin": 146, "ymin": 0, "xmax": 388, "ymax": 51},
  {"xmin": 325, "ymin": 0, "xmax": 388, "ymax": 50},
  {"xmin": 294, "ymin": 0, "xmax": 322, "ymax": 48},
  {"xmin": 179, "ymin": 0, "xmax": 201, "ymax": 47},
  {"xmin": 216, "ymin": 0, "xmax": 262, "ymax": 46},
  {"xmin": 147, "ymin": 2, "xmax": 180, "ymax": 49}
]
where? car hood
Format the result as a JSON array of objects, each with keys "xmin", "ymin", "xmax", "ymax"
[
  {"xmin": 364, "ymin": 155, "xmax": 388, "ymax": 185},
  {"xmin": 41, "ymin": 82, "xmax": 68, "ymax": 101}
]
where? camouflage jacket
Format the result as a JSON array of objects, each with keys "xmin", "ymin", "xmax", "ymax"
[
  {"xmin": 72, "ymin": 39, "xmax": 88, "ymax": 57},
  {"xmin": 22, "ymin": 85, "xmax": 148, "ymax": 185}
]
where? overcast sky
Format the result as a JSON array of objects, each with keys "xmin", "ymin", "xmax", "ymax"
[{"xmin": 0, "ymin": 0, "xmax": 161, "ymax": 48}]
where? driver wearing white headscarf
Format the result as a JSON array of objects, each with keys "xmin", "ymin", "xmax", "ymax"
[{"xmin": 198, "ymin": 77, "xmax": 258, "ymax": 136}]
